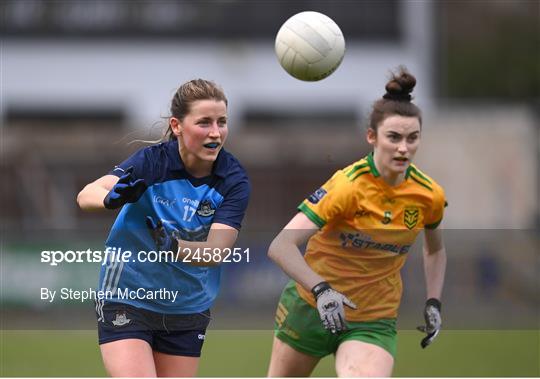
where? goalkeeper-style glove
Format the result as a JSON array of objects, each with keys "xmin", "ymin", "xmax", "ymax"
[
  {"xmin": 104, "ymin": 166, "xmax": 147, "ymax": 209},
  {"xmin": 417, "ymin": 298, "xmax": 442, "ymax": 348},
  {"xmin": 145, "ymin": 216, "xmax": 179, "ymax": 253},
  {"xmin": 311, "ymin": 281, "xmax": 357, "ymax": 334}
]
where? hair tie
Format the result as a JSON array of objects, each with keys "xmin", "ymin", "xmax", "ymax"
[{"xmin": 383, "ymin": 93, "xmax": 411, "ymax": 102}]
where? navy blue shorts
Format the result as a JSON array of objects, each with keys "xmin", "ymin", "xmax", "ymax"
[{"xmin": 97, "ymin": 302, "xmax": 211, "ymax": 357}]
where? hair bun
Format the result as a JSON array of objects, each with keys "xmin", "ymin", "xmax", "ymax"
[{"xmin": 383, "ymin": 66, "xmax": 416, "ymax": 102}]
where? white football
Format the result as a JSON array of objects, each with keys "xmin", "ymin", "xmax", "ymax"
[{"xmin": 275, "ymin": 11, "xmax": 345, "ymax": 81}]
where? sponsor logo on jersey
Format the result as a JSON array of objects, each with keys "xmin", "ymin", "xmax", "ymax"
[
  {"xmin": 196, "ymin": 200, "xmax": 216, "ymax": 217},
  {"xmin": 198, "ymin": 334, "xmax": 206, "ymax": 340},
  {"xmin": 340, "ymin": 232, "xmax": 411, "ymax": 255},
  {"xmin": 154, "ymin": 195, "xmax": 177, "ymax": 207},
  {"xmin": 381, "ymin": 211, "xmax": 392, "ymax": 224},
  {"xmin": 308, "ymin": 188, "xmax": 327, "ymax": 204},
  {"xmin": 182, "ymin": 197, "xmax": 200, "ymax": 207},
  {"xmin": 404, "ymin": 207, "xmax": 419, "ymax": 229},
  {"xmin": 111, "ymin": 311, "xmax": 131, "ymax": 326}
]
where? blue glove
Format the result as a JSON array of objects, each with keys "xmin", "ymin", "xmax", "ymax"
[
  {"xmin": 417, "ymin": 298, "xmax": 442, "ymax": 348},
  {"xmin": 104, "ymin": 167, "xmax": 147, "ymax": 209},
  {"xmin": 145, "ymin": 216, "xmax": 179, "ymax": 252}
]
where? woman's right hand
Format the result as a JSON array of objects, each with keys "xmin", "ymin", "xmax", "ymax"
[
  {"xmin": 103, "ymin": 167, "xmax": 147, "ymax": 209},
  {"xmin": 312, "ymin": 281, "xmax": 357, "ymax": 334}
]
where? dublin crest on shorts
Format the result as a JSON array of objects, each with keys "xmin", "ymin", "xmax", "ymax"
[
  {"xmin": 404, "ymin": 207, "xmax": 419, "ymax": 229},
  {"xmin": 112, "ymin": 311, "xmax": 131, "ymax": 326}
]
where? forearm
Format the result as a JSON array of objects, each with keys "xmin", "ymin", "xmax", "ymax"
[
  {"xmin": 77, "ymin": 184, "xmax": 109, "ymax": 211},
  {"xmin": 174, "ymin": 240, "xmax": 229, "ymax": 267},
  {"xmin": 268, "ymin": 235, "xmax": 325, "ymax": 292},
  {"xmin": 423, "ymin": 246, "xmax": 447, "ymax": 300},
  {"xmin": 173, "ymin": 227, "xmax": 239, "ymax": 267}
]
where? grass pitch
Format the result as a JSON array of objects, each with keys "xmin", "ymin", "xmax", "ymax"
[{"xmin": 1, "ymin": 330, "xmax": 538, "ymax": 376}]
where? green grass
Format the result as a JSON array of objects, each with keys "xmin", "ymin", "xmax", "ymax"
[{"xmin": 1, "ymin": 330, "xmax": 538, "ymax": 377}]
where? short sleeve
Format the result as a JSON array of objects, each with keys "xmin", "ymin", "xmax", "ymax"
[
  {"xmin": 425, "ymin": 184, "xmax": 447, "ymax": 229},
  {"xmin": 212, "ymin": 176, "xmax": 251, "ymax": 230},
  {"xmin": 108, "ymin": 148, "xmax": 151, "ymax": 182},
  {"xmin": 298, "ymin": 170, "xmax": 355, "ymax": 229}
]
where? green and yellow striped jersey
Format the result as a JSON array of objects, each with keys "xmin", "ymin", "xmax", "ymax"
[{"xmin": 297, "ymin": 153, "xmax": 447, "ymax": 321}]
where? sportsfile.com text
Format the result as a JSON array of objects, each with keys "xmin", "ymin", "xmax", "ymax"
[{"xmin": 40, "ymin": 247, "xmax": 250, "ymax": 266}]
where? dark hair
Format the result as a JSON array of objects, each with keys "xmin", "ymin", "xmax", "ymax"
[
  {"xmin": 369, "ymin": 66, "xmax": 422, "ymax": 131},
  {"xmin": 166, "ymin": 79, "xmax": 228, "ymax": 140}
]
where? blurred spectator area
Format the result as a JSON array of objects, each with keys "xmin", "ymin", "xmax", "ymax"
[
  {"xmin": 1, "ymin": 105, "xmax": 537, "ymax": 237},
  {"xmin": 0, "ymin": 107, "xmax": 364, "ymax": 237},
  {"xmin": 0, "ymin": 0, "xmax": 400, "ymax": 41},
  {"xmin": 1, "ymin": 109, "xmax": 132, "ymax": 235}
]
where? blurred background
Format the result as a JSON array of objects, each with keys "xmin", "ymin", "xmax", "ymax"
[{"xmin": 1, "ymin": 0, "xmax": 538, "ymax": 376}]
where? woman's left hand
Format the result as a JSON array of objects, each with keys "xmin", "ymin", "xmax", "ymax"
[
  {"xmin": 145, "ymin": 216, "xmax": 179, "ymax": 253},
  {"xmin": 417, "ymin": 298, "xmax": 442, "ymax": 348}
]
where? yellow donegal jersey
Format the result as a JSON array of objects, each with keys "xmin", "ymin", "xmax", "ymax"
[{"xmin": 297, "ymin": 152, "xmax": 446, "ymax": 322}]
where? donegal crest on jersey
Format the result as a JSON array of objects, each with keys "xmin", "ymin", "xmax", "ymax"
[{"xmin": 404, "ymin": 206, "xmax": 419, "ymax": 229}]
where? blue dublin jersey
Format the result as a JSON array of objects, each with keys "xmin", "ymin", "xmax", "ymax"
[{"xmin": 96, "ymin": 139, "xmax": 250, "ymax": 317}]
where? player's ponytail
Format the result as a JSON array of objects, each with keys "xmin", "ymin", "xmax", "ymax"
[
  {"xmin": 383, "ymin": 68, "xmax": 416, "ymax": 102},
  {"xmin": 369, "ymin": 66, "xmax": 422, "ymax": 131}
]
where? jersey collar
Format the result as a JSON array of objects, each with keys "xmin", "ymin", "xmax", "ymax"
[
  {"xmin": 168, "ymin": 138, "xmax": 228, "ymax": 178},
  {"xmin": 211, "ymin": 150, "xmax": 229, "ymax": 178},
  {"xmin": 367, "ymin": 152, "xmax": 380, "ymax": 177},
  {"xmin": 367, "ymin": 151, "xmax": 413, "ymax": 179}
]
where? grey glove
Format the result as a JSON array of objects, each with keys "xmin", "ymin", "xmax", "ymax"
[
  {"xmin": 311, "ymin": 281, "xmax": 357, "ymax": 334},
  {"xmin": 417, "ymin": 298, "xmax": 442, "ymax": 348}
]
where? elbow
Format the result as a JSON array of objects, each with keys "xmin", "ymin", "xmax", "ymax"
[
  {"xmin": 76, "ymin": 184, "xmax": 95, "ymax": 211},
  {"xmin": 76, "ymin": 179, "xmax": 110, "ymax": 212},
  {"xmin": 268, "ymin": 237, "xmax": 278, "ymax": 262},
  {"xmin": 268, "ymin": 233, "xmax": 286, "ymax": 264},
  {"xmin": 76, "ymin": 188, "xmax": 85, "ymax": 210}
]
